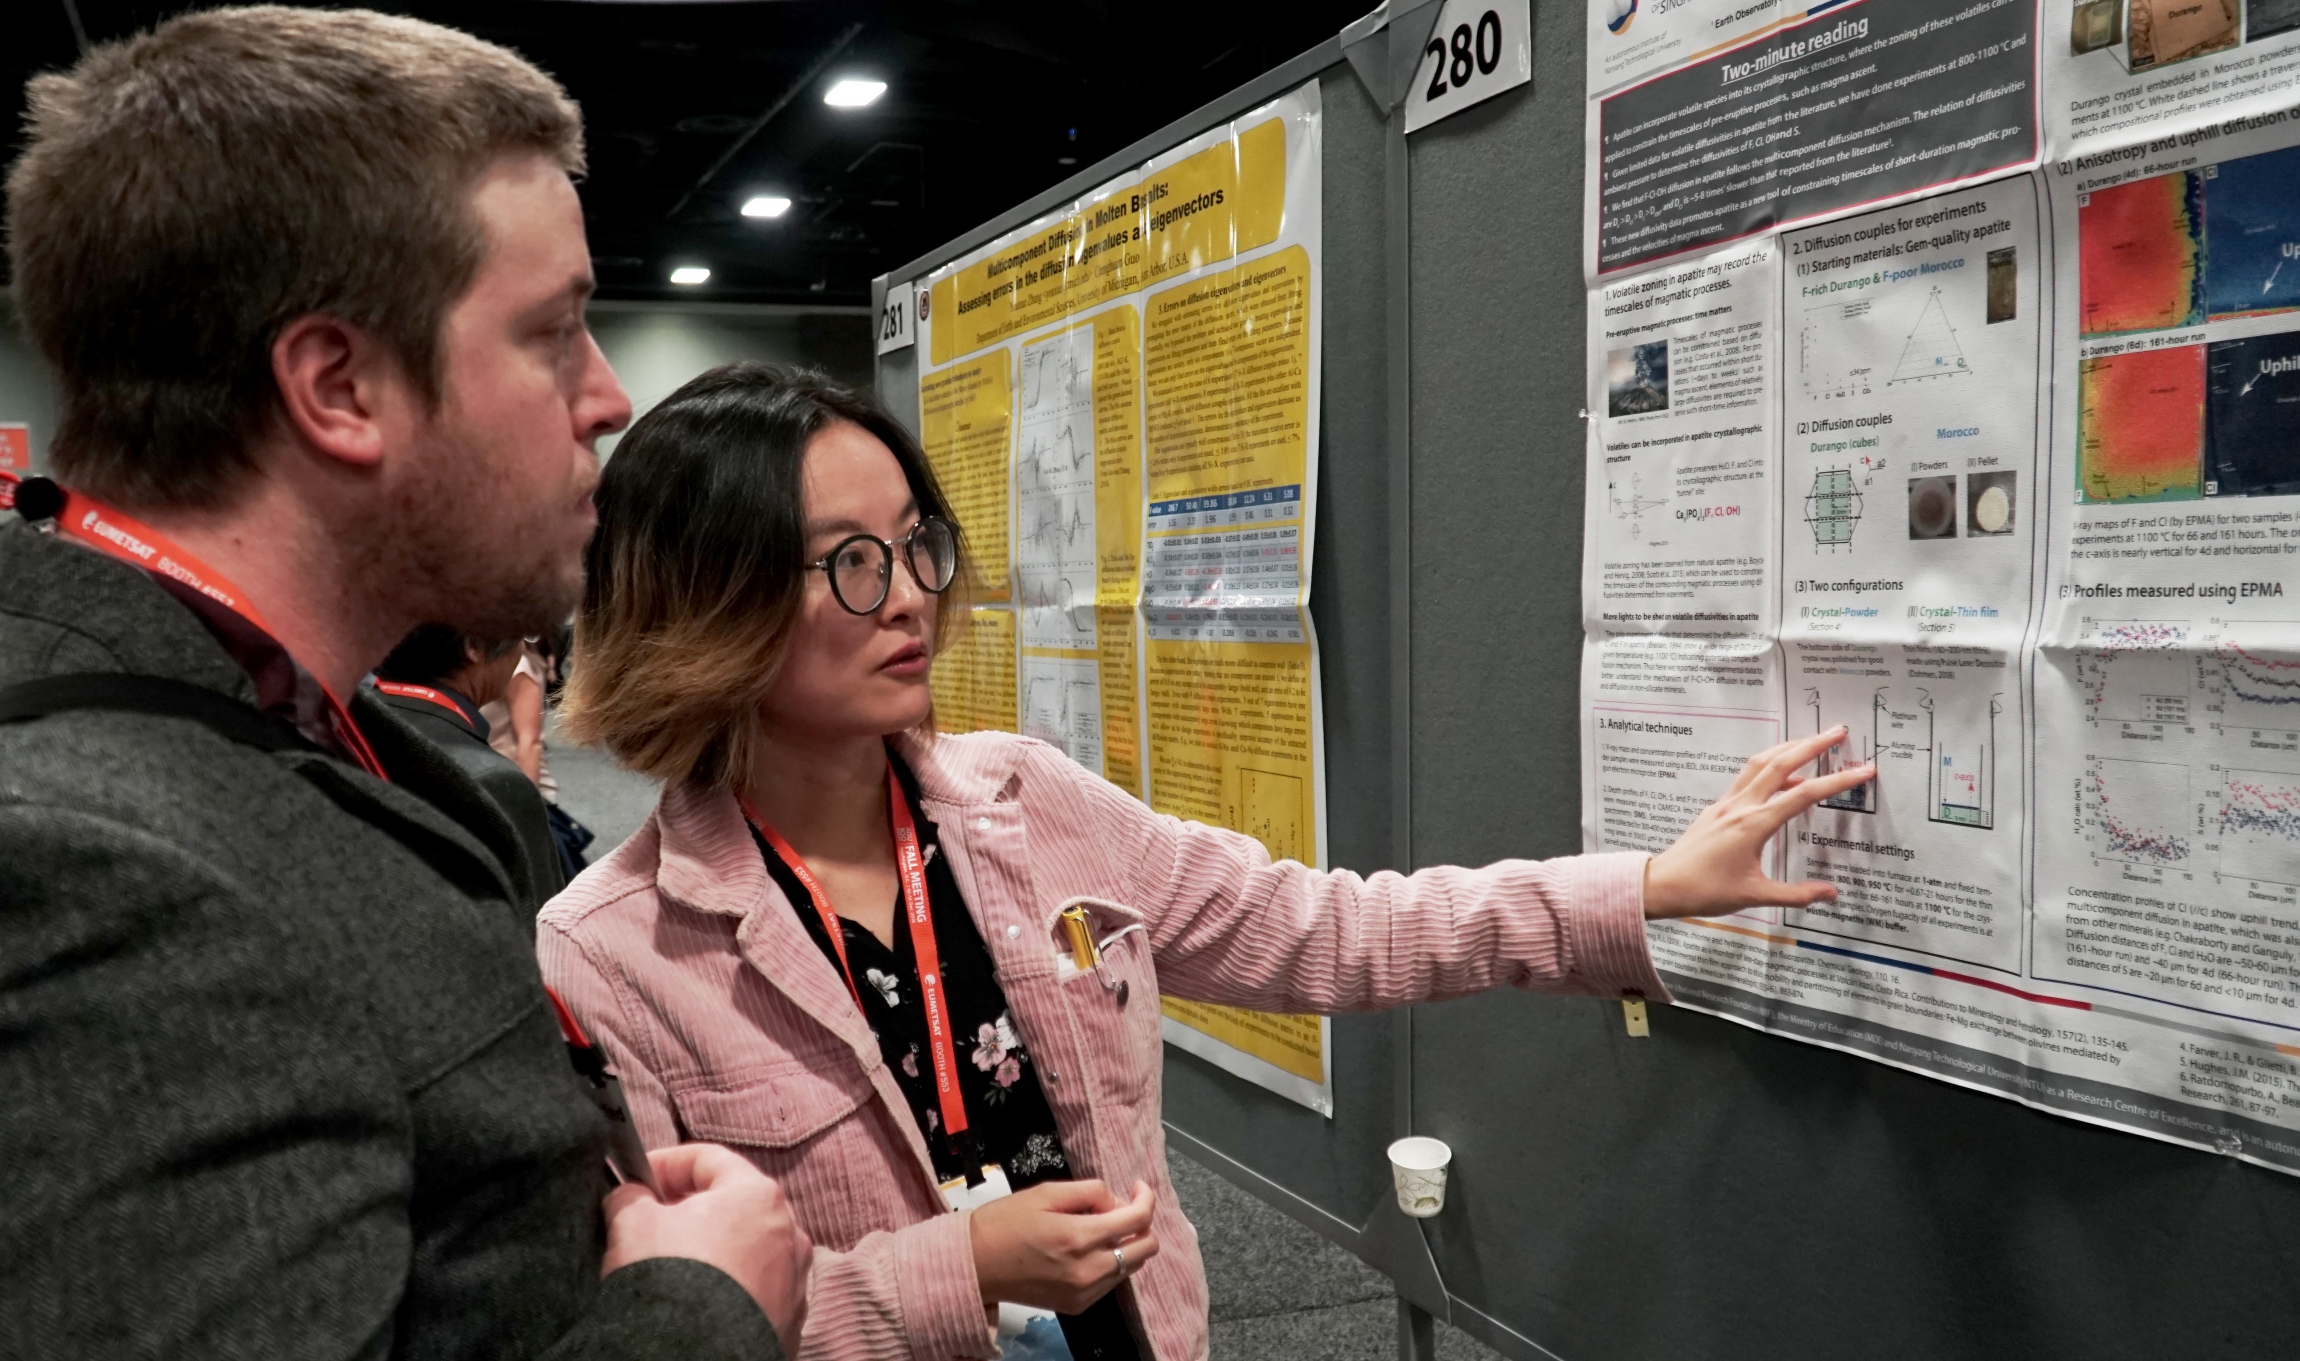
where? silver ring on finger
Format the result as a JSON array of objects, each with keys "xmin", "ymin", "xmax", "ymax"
[{"xmin": 1112, "ymin": 1245, "xmax": 1128, "ymax": 1279}]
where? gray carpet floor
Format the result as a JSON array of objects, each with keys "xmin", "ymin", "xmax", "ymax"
[
  {"xmin": 546, "ymin": 721, "xmax": 1509, "ymax": 1361},
  {"xmin": 1166, "ymin": 1149, "xmax": 1505, "ymax": 1361}
]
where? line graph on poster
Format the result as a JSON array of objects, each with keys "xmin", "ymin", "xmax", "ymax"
[
  {"xmin": 1021, "ymin": 656, "xmax": 1102, "ymax": 775},
  {"xmin": 1800, "ymin": 299, "xmax": 1881, "ymax": 401},
  {"xmin": 2074, "ymin": 618, "xmax": 2194, "ymax": 728},
  {"xmin": 1020, "ymin": 425, "xmax": 1093, "ymax": 492},
  {"xmin": 2190, "ymin": 625, "xmax": 2300, "ymax": 779},
  {"xmin": 2199, "ymin": 763, "xmax": 2300, "ymax": 894},
  {"xmin": 1017, "ymin": 484, "xmax": 1097, "ymax": 649},
  {"xmin": 1021, "ymin": 494, "xmax": 1091, "ymax": 551},
  {"xmin": 1020, "ymin": 339, "xmax": 1091, "ymax": 419},
  {"xmin": 2080, "ymin": 754, "xmax": 2198, "ymax": 876},
  {"xmin": 2202, "ymin": 626, "xmax": 2300, "ymax": 725}
]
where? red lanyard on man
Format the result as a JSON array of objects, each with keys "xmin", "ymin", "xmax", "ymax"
[
  {"xmin": 741, "ymin": 766, "xmax": 976, "ymax": 1170},
  {"xmin": 45, "ymin": 484, "xmax": 389, "ymax": 781}
]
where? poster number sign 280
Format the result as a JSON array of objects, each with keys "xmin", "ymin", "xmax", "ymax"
[{"xmin": 1404, "ymin": 0, "xmax": 1530, "ymax": 134}]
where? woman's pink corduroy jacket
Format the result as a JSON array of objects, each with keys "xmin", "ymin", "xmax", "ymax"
[{"xmin": 535, "ymin": 730, "xmax": 1668, "ymax": 1361}]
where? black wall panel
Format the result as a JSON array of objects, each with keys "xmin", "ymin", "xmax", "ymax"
[{"xmin": 1157, "ymin": 63, "xmax": 1398, "ymax": 1235}]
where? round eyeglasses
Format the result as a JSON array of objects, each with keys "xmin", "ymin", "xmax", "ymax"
[{"xmin": 810, "ymin": 516, "xmax": 959, "ymax": 615}]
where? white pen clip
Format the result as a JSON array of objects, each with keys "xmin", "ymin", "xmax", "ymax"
[{"xmin": 1092, "ymin": 923, "xmax": 1147, "ymax": 1004}]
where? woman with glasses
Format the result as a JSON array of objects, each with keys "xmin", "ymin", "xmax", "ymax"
[{"xmin": 537, "ymin": 363, "xmax": 1872, "ymax": 1361}]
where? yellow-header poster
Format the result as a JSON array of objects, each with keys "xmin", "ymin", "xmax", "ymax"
[
  {"xmin": 917, "ymin": 82, "xmax": 1328, "ymax": 1115},
  {"xmin": 918, "ymin": 351, "xmax": 1011, "ymax": 600},
  {"xmin": 1148, "ymin": 632, "xmax": 1323, "ymax": 1088},
  {"xmin": 926, "ymin": 117, "xmax": 1286, "ymax": 366},
  {"xmin": 1145, "ymin": 245, "xmax": 1313, "ymax": 510},
  {"xmin": 929, "ymin": 607, "xmax": 1017, "ymax": 735}
]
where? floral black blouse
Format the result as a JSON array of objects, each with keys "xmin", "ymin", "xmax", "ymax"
[{"xmin": 754, "ymin": 754, "xmax": 1141, "ymax": 1361}]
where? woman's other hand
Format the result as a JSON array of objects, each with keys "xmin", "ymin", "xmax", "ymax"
[
  {"xmin": 1642, "ymin": 726, "xmax": 1875, "ymax": 920},
  {"xmin": 969, "ymin": 1178, "xmax": 1160, "ymax": 1315}
]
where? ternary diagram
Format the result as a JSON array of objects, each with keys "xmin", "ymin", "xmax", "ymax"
[{"xmin": 1887, "ymin": 287, "xmax": 1971, "ymax": 384}]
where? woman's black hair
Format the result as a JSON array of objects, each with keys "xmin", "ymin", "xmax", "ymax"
[
  {"xmin": 564, "ymin": 363, "xmax": 963, "ymax": 786},
  {"xmin": 585, "ymin": 362, "xmax": 957, "ymax": 631}
]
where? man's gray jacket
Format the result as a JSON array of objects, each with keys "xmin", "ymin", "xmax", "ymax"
[{"xmin": 0, "ymin": 516, "xmax": 781, "ymax": 1359}]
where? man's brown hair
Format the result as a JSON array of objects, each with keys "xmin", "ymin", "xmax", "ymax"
[{"xmin": 5, "ymin": 6, "xmax": 584, "ymax": 511}]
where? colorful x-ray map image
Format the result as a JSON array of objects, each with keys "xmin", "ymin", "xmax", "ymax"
[
  {"xmin": 2078, "ymin": 346, "xmax": 2206, "ymax": 502},
  {"xmin": 2079, "ymin": 171, "xmax": 2205, "ymax": 336},
  {"xmin": 2205, "ymin": 143, "xmax": 2300, "ymax": 318},
  {"xmin": 2207, "ymin": 332, "xmax": 2300, "ymax": 496}
]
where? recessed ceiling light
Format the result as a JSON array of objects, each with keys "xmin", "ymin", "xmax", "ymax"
[
  {"xmin": 741, "ymin": 195, "xmax": 793, "ymax": 219},
  {"xmin": 669, "ymin": 265, "xmax": 711, "ymax": 286},
  {"xmin": 823, "ymin": 78, "xmax": 887, "ymax": 108}
]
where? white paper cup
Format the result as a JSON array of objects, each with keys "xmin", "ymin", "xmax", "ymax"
[{"xmin": 1387, "ymin": 1135, "xmax": 1452, "ymax": 1218}]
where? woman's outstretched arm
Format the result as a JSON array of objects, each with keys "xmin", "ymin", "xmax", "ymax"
[{"xmin": 1048, "ymin": 728, "xmax": 1872, "ymax": 1014}]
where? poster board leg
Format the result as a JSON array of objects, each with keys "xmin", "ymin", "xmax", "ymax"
[{"xmin": 1399, "ymin": 1298, "xmax": 1438, "ymax": 1361}]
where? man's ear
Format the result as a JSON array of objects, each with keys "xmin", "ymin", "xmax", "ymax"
[{"xmin": 271, "ymin": 313, "xmax": 398, "ymax": 471}]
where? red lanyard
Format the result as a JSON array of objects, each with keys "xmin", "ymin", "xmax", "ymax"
[
  {"xmin": 375, "ymin": 681, "xmax": 467, "ymax": 724},
  {"xmin": 742, "ymin": 767, "xmax": 969, "ymax": 1145},
  {"xmin": 49, "ymin": 485, "xmax": 389, "ymax": 781}
]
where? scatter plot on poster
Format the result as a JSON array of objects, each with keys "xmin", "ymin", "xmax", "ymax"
[{"xmin": 2086, "ymin": 756, "xmax": 2195, "ymax": 865}]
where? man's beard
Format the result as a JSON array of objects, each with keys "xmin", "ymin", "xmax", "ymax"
[{"xmin": 382, "ymin": 427, "xmax": 588, "ymax": 645}]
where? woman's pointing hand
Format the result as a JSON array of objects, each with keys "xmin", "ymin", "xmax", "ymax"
[{"xmin": 1641, "ymin": 726, "xmax": 1875, "ymax": 921}]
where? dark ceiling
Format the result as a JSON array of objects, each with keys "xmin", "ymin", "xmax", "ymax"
[{"xmin": 3, "ymin": 1, "xmax": 1369, "ymax": 307}]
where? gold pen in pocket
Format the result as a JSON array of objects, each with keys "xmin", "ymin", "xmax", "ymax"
[{"xmin": 1058, "ymin": 903, "xmax": 1099, "ymax": 970}]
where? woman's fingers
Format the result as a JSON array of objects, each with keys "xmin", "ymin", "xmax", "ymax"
[
  {"xmin": 1750, "ymin": 876, "xmax": 1842, "ymax": 908},
  {"xmin": 1074, "ymin": 1180, "xmax": 1156, "ymax": 1247},
  {"xmin": 1111, "ymin": 1228, "xmax": 1160, "ymax": 1276},
  {"xmin": 1719, "ymin": 727, "xmax": 1845, "ymax": 805},
  {"xmin": 1025, "ymin": 1179, "xmax": 1121, "ymax": 1215},
  {"xmin": 1746, "ymin": 727, "xmax": 1849, "ymax": 798},
  {"xmin": 1767, "ymin": 761, "xmax": 1876, "ymax": 818}
]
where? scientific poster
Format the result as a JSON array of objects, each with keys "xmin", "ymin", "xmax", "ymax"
[
  {"xmin": 1581, "ymin": 233, "xmax": 1788, "ymax": 867},
  {"xmin": 1774, "ymin": 176, "xmax": 2044, "ymax": 971},
  {"xmin": 2046, "ymin": 0, "xmax": 2300, "ymax": 152},
  {"xmin": 1582, "ymin": 0, "xmax": 2300, "ymax": 1173},
  {"xmin": 1585, "ymin": 0, "xmax": 1786, "ymax": 97},
  {"xmin": 1587, "ymin": 0, "xmax": 2040, "ymax": 278},
  {"xmin": 2023, "ymin": 108, "xmax": 2300, "ymax": 1162},
  {"xmin": 930, "ymin": 607, "xmax": 1019, "ymax": 737},
  {"xmin": 917, "ymin": 83, "xmax": 1331, "ymax": 1114}
]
